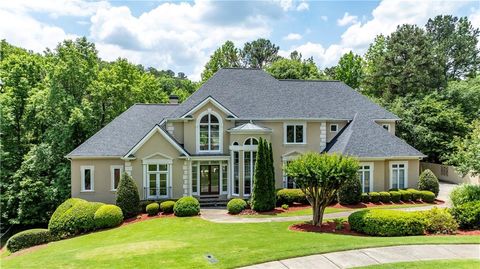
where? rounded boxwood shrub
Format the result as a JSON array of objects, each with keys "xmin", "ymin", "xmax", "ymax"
[
  {"xmin": 116, "ymin": 173, "xmax": 140, "ymax": 219},
  {"xmin": 407, "ymin": 189, "xmax": 422, "ymax": 201},
  {"xmin": 6, "ymin": 229, "xmax": 52, "ymax": 253},
  {"xmin": 418, "ymin": 169, "xmax": 440, "ymax": 197},
  {"xmin": 48, "ymin": 198, "xmax": 85, "ymax": 230},
  {"xmin": 389, "ymin": 191, "xmax": 401, "ymax": 203},
  {"xmin": 421, "ymin": 191, "xmax": 436, "ymax": 203},
  {"xmin": 369, "ymin": 192, "xmax": 380, "ymax": 203},
  {"xmin": 348, "ymin": 209, "xmax": 425, "ymax": 236},
  {"xmin": 94, "ymin": 204, "xmax": 123, "ymax": 229},
  {"xmin": 450, "ymin": 184, "xmax": 480, "ymax": 207},
  {"xmin": 338, "ymin": 178, "xmax": 362, "ymax": 205},
  {"xmin": 160, "ymin": 201, "xmax": 175, "ymax": 214},
  {"xmin": 361, "ymin": 193, "xmax": 370, "ymax": 203},
  {"xmin": 276, "ymin": 189, "xmax": 307, "ymax": 205},
  {"xmin": 379, "ymin": 192, "xmax": 391, "ymax": 203},
  {"xmin": 227, "ymin": 198, "xmax": 247, "ymax": 214},
  {"xmin": 421, "ymin": 207, "xmax": 458, "ymax": 234},
  {"xmin": 140, "ymin": 201, "xmax": 154, "ymax": 213},
  {"xmin": 49, "ymin": 200, "xmax": 104, "ymax": 238},
  {"xmin": 146, "ymin": 202, "xmax": 160, "ymax": 216},
  {"xmin": 174, "ymin": 196, "xmax": 200, "ymax": 217},
  {"xmin": 450, "ymin": 200, "xmax": 480, "ymax": 229},
  {"xmin": 399, "ymin": 189, "xmax": 412, "ymax": 202}
]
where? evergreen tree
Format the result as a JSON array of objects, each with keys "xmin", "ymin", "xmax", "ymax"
[
  {"xmin": 116, "ymin": 173, "xmax": 140, "ymax": 219},
  {"xmin": 251, "ymin": 138, "xmax": 275, "ymax": 211}
]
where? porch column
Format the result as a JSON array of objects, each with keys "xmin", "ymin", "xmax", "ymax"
[
  {"xmin": 125, "ymin": 161, "xmax": 132, "ymax": 176},
  {"xmin": 320, "ymin": 122, "xmax": 327, "ymax": 151},
  {"xmin": 182, "ymin": 160, "xmax": 189, "ymax": 197}
]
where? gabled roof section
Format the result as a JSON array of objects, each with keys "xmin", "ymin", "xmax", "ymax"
[
  {"xmin": 326, "ymin": 114, "xmax": 425, "ymax": 158},
  {"xmin": 228, "ymin": 122, "xmax": 272, "ymax": 134},
  {"xmin": 179, "ymin": 96, "xmax": 237, "ymax": 118},
  {"xmin": 66, "ymin": 104, "xmax": 178, "ymax": 158}
]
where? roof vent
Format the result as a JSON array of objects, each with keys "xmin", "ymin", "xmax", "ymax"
[{"xmin": 169, "ymin": 95, "xmax": 179, "ymax": 104}]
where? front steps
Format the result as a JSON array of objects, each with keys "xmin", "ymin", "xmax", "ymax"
[{"xmin": 198, "ymin": 195, "xmax": 229, "ymax": 207}]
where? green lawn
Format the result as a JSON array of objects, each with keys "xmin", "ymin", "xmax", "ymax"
[
  {"xmin": 354, "ymin": 259, "xmax": 480, "ymax": 269},
  {"xmin": 1, "ymin": 217, "xmax": 479, "ymax": 269}
]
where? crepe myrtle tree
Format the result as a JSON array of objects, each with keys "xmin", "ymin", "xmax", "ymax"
[{"xmin": 285, "ymin": 152, "xmax": 359, "ymax": 226}]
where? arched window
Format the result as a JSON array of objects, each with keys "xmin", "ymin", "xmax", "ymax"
[
  {"xmin": 198, "ymin": 112, "xmax": 221, "ymax": 152},
  {"xmin": 244, "ymin": 138, "xmax": 258, "ymax": 145},
  {"xmin": 232, "ymin": 142, "xmax": 239, "ymax": 146}
]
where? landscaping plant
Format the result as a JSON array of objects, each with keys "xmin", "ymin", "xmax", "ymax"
[
  {"xmin": 450, "ymin": 200, "xmax": 480, "ymax": 229},
  {"xmin": 349, "ymin": 209, "xmax": 425, "ymax": 236},
  {"xmin": 251, "ymin": 138, "xmax": 276, "ymax": 211},
  {"xmin": 421, "ymin": 191, "xmax": 436, "ymax": 203},
  {"xmin": 422, "ymin": 207, "xmax": 458, "ymax": 234},
  {"xmin": 379, "ymin": 192, "xmax": 391, "ymax": 203},
  {"xmin": 407, "ymin": 189, "xmax": 422, "ymax": 201},
  {"xmin": 160, "ymin": 201, "xmax": 175, "ymax": 214},
  {"xmin": 337, "ymin": 176, "xmax": 362, "ymax": 205},
  {"xmin": 418, "ymin": 169, "xmax": 440, "ymax": 197},
  {"xmin": 6, "ymin": 229, "xmax": 53, "ymax": 253},
  {"xmin": 361, "ymin": 193, "xmax": 370, "ymax": 203},
  {"xmin": 281, "ymin": 204, "xmax": 289, "ymax": 210},
  {"xmin": 227, "ymin": 198, "xmax": 247, "ymax": 214},
  {"xmin": 450, "ymin": 184, "xmax": 480, "ymax": 207},
  {"xmin": 369, "ymin": 192, "xmax": 380, "ymax": 203},
  {"xmin": 173, "ymin": 196, "xmax": 200, "ymax": 217},
  {"xmin": 399, "ymin": 189, "xmax": 412, "ymax": 202},
  {"xmin": 276, "ymin": 189, "xmax": 307, "ymax": 205},
  {"xmin": 116, "ymin": 173, "xmax": 140, "ymax": 219},
  {"xmin": 94, "ymin": 204, "xmax": 123, "ymax": 229},
  {"xmin": 389, "ymin": 191, "xmax": 401, "ymax": 203},
  {"xmin": 146, "ymin": 202, "xmax": 160, "ymax": 216},
  {"xmin": 285, "ymin": 152, "xmax": 358, "ymax": 226}
]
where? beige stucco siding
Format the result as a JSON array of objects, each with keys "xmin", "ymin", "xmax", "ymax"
[
  {"xmin": 363, "ymin": 159, "xmax": 420, "ymax": 192},
  {"xmin": 71, "ymin": 158, "xmax": 124, "ymax": 204},
  {"xmin": 171, "ymin": 121, "xmax": 184, "ymax": 144},
  {"xmin": 375, "ymin": 120, "xmax": 396, "ymax": 135},
  {"xmin": 326, "ymin": 121, "xmax": 348, "ymax": 142}
]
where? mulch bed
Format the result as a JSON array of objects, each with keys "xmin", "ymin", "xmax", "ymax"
[
  {"xmin": 237, "ymin": 204, "xmax": 310, "ymax": 216},
  {"xmin": 289, "ymin": 221, "xmax": 363, "ymax": 236},
  {"xmin": 122, "ymin": 212, "xmax": 175, "ymax": 226}
]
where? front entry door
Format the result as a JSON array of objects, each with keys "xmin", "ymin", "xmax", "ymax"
[{"xmin": 200, "ymin": 165, "xmax": 220, "ymax": 195}]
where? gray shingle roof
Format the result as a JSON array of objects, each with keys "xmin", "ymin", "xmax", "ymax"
[
  {"xmin": 169, "ymin": 68, "xmax": 399, "ymax": 120},
  {"xmin": 66, "ymin": 104, "xmax": 178, "ymax": 157},
  {"xmin": 326, "ymin": 113, "xmax": 425, "ymax": 158}
]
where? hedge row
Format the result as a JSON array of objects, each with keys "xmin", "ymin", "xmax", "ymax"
[
  {"xmin": 276, "ymin": 189, "xmax": 308, "ymax": 205},
  {"xmin": 6, "ymin": 229, "xmax": 53, "ymax": 253},
  {"xmin": 362, "ymin": 189, "xmax": 435, "ymax": 203},
  {"xmin": 349, "ymin": 209, "xmax": 425, "ymax": 236}
]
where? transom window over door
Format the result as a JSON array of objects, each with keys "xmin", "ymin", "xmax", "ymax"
[
  {"xmin": 198, "ymin": 112, "xmax": 221, "ymax": 152},
  {"xmin": 285, "ymin": 123, "xmax": 305, "ymax": 144},
  {"xmin": 391, "ymin": 162, "xmax": 407, "ymax": 189}
]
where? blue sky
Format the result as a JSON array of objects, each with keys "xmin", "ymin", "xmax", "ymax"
[{"xmin": 1, "ymin": 0, "xmax": 479, "ymax": 80}]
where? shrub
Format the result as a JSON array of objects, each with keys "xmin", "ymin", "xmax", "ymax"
[
  {"xmin": 389, "ymin": 191, "xmax": 401, "ymax": 203},
  {"xmin": 361, "ymin": 193, "xmax": 370, "ymax": 203},
  {"xmin": 227, "ymin": 199, "xmax": 247, "ymax": 214},
  {"xmin": 399, "ymin": 189, "xmax": 412, "ymax": 202},
  {"xmin": 48, "ymin": 198, "xmax": 85, "ymax": 229},
  {"xmin": 418, "ymin": 169, "xmax": 440, "ymax": 197},
  {"xmin": 276, "ymin": 189, "xmax": 307, "ymax": 205},
  {"xmin": 94, "ymin": 205, "xmax": 123, "ymax": 229},
  {"xmin": 450, "ymin": 200, "xmax": 480, "ymax": 229},
  {"xmin": 174, "ymin": 196, "xmax": 200, "ymax": 217},
  {"xmin": 388, "ymin": 188, "xmax": 399, "ymax": 191},
  {"xmin": 379, "ymin": 192, "xmax": 391, "ymax": 203},
  {"xmin": 421, "ymin": 207, "xmax": 458, "ymax": 234},
  {"xmin": 140, "ymin": 201, "xmax": 154, "ymax": 213},
  {"xmin": 338, "ymin": 177, "xmax": 362, "ymax": 205},
  {"xmin": 421, "ymin": 191, "xmax": 436, "ymax": 203},
  {"xmin": 146, "ymin": 203, "xmax": 160, "ymax": 216},
  {"xmin": 116, "ymin": 173, "xmax": 140, "ymax": 219},
  {"xmin": 369, "ymin": 192, "xmax": 380, "ymax": 203},
  {"xmin": 49, "ymin": 200, "xmax": 104, "ymax": 238},
  {"xmin": 407, "ymin": 189, "xmax": 422, "ymax": 201},
  {"xmin": 450, "ymin": 184, "xmax": 480, "ymax": 207},
  {"xmin": 281, "ymin": 204, "xmax": 289, "ymax": 210},
  {"xmin": 160, "ymin": 201, "xmax": 175, "ymax": 214},
  {"xmin": 348, "ymin": 209, "xmax": 425, "ymax": 236},
  {"xmin": 6, "ymin": 229, "xmax": 52, "ymax": 253}
]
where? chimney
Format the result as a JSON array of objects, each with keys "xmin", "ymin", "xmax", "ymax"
[{"xmin": 169, "ymin": 95, "xmax": 179, "ymax": 104}]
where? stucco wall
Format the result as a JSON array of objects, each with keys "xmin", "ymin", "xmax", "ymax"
[{"xmin": 421, "ymin": 162, "xmax": 480, "ymax": 185}]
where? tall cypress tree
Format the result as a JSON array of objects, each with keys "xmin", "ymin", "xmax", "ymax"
[
  {"xmin": 251, "ymin": 138, "xmax": 275, "ymax": 211},
  {"xmin": 268, "ymin": 142, "xmax": 276, "ymax": 205}
]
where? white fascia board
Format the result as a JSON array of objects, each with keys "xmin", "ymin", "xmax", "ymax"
[{"xmin": 180, "ymin": 96, "xmax": 237, "ymax": 119}]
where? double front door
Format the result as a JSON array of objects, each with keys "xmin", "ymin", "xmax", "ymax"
[{"xmin": 200, "ymin": 165, "xmax": 220, "ymax": 195}]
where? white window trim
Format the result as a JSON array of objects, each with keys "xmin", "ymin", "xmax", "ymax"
[
  {"xmin": 196, "ymin": 109, "xmax": 223, "ymax": 154},
  {"xmin": 110, "ymin": 165, "xmax": 124, "ymax": 191},
  {"xmin": 231, "ymin": 151, "xmax": 240, "ymax": 196},
  {"xmin": 80, "ymin": 165, "xmax": 94, "ymax": 192},
  {"xmin": 191, "ymin": 162, "xmax": 199, "ymax": 196},
  {"xmin": 359, "ymin": 162, "xmax": 374, "ymax": 193},
  {"xmin": 221, "ymin": 162, "xmax": 229, "ymax": 195},
  {"xmin": 330, "ymin": 124, "xmax": 338, "ymax": 132},
  {"xmin": 243, "ymin": 150, "xmax": 256, "ymax": 196},
  {"xmin": 382, "ymin": 124, "xmax": 391, "ymax": 132},
  {"xmin": 143, "ymin": 162, "xmax": 172, "ymax": 199},
  {"xmin": 283, "ymin": 122, "xmax": 307, "ymax": 145},
  {"xmin": 389, "ymin": 161, "xmax": 408, "ymax": 189},
  {"xmin": 282, "ymin": 160, "xmax": 296, "ymax": 188}
]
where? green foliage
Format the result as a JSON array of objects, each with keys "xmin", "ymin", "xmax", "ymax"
[
  {"xmin": 418, "ymin": 169, "xmax": 440, "ymax": 196},
  {"xmin": 201, "ymin": 41, "xmax": 240, "ymax": 82},
  {"xmin": 251, "ymin": 138, "xmax": 276, "ymax": 212},
  {"xmin": 333, "ymin": 51, "xmax": 364, "ymax": 89},
  {"xmin": 94, "ymin": 204, "xmax": 123, "ymax": 229},
  {"xmin": 276, "ymin": 189, "xmax": 307, "ymax": 205},
  {"xmin": 421, "ymin": 207, "xmax": 458, "ymax": 234},
  {"xmin": 227, "ymin": 199, "xmax": 247, "ymax": 214},
  {"xmin": 333, "ymin": 218, "xmax": 344, "ymax": 230},
  {"xmin": 173, "ymin": 196, "xmax": 200, "ymax": 217},
  {"xmin": 116, "ymin": 173, "xmax": 140, "ymax": 219},
  {"xmin": 6, "ymin": 229, "xmax": 52, "ymax": 253},
  {"xmin": 421, "ymin": 191, "xmax": 436, "ymax": 203},
  {"xmin": 450, "ymin": 200, "xmax": 480, "ymax": 229},
  {"xmin": 407, "ymin": 189, "xmax": 422, "ymax": 201},
  {"xmin": 48, "ymin": 198, "xmax": 85, "ymax": 233},
  {"xmin": 160, "ymin": 201, "xmax": 175, "ymax": 214},
  {"xmin": 369, "ymin": 192, "xmax": 380, "ymax": 203},
  {"xmin": 140, "ymin": 201, "xmax": 154, "ymax": 213},
  {"xmin": 48, "ymin": 199, "xmax": 104, "ymax": 238},
  {"xmin": 378, "ymin": 192, "xmax": 391, "ymax": 203},
  {"xmin": 449, "ymin": 120, "xmax": 480, "ymax": 176},
  {"xmin": 389, "ymin": 191, "xmax": 401, "ymax": 203},
  {"xmin": 146, "ymin": 203, "xmax": 160, "ymax": 216},
  {"xmin": 361, "ymin": 193, "xmax": 370, "ymax": 203},
  {"xmin": 266, "ymin": 53, "xmax": 322, "ymax": 80},
  {"xmin": 281, "ymin": 204, "xmax": 289, "ymax": 210},
  {"xmin": 285, "ymin": 152, "xmax": 359, "ymax": 226},
  {"xmin": 399, "ymin": 190, "xmax": 412, "ymax": 202},
  {"xmin": 338, "ymin": 176, "xmax": 362, "ymax": 205},
  {"xmin": 240, "ymin": 38, "xmax": 280, "ymax": 68},
  {"xmin": 442, "ymin": 77, "xmax": 480, "ymax": 123},
  {"xmin": 449, "ymin": 184, "xmax": 480, "ymax": 206},
  {"xmin": 348, "ymin": 209, "xmax": 425, "ymax": 236}
]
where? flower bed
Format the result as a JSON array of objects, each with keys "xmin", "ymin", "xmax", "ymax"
[{"xmin": 289, "ymin": 221, "xmax": 362, "ymax": 236}]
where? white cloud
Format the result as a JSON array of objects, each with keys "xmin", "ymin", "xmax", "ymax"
[
  {"xmin": 0, "ymin": 0, "xmax": 109, "ymax": 18},
  {"xmin": 337, "ymin": 12, "xmax": 358, "ymax": 26},
  {"xmin": 470, "ymin": 8, "xmax": 480, "ymax": 29},
  {"xmin": 320, "ymin": 15, "xmax": 328, "ymax": 22},
  {"xmin": 296, "ymin": 1, "xmax": 309, "ymax": 12},
  {"xmin": 283, "ymin": 33, "xmax": 302, "ymax": 40},
  {"xmin": 280, "ymin": 42, "xmax": 350, "ymax": 68}
]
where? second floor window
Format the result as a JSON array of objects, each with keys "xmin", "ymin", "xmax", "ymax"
[
  {"xmin": 199, "ymin": 113, "xmax": 220, "ymax": 151},
  {"xmin": 285, "ymin": 123, "xmax": 305, "ymax": 144}
]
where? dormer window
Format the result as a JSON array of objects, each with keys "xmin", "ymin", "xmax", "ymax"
[
  {"xmin": 382, "ymin": 124, "xmax": 390, "ymax": 132},
  {"xmin": 197, "ymin": 111, "xmax": 222, "ymax": 152},
  {"xmin": 330, "ymin": 124, "xmax": 338, "ymax": 132}
]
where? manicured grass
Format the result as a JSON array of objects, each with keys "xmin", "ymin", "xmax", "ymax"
[
  {"xmin": 354, "ymin": 259, "xmax": 480, "ymax": 269},
  {"xmin": 1, "ymin": 218, "xmax": 479, "ymax": 269}
]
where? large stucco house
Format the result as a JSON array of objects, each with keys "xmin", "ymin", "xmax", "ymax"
[{"xmin": 66, "ymin": 68, "xmax": 425, "ymax": 204}]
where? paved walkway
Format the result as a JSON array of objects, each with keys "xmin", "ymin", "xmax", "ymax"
[{"xmin": 238, "ymin": 244, "xmax": 480, "ymax": 269}]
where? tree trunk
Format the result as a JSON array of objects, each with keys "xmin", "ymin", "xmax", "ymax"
[{"xmin": 312, "ymin": 200, "xmax": 325, "ymax": 226}]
